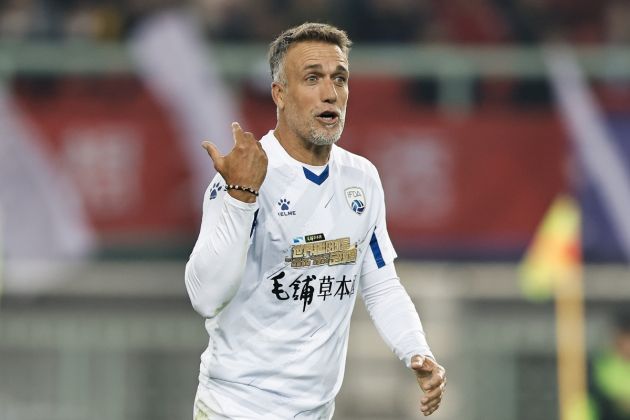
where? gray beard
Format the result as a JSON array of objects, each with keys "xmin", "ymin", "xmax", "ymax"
[{"xmin": 307, "ymin": 120, "xmax": 345, "ymax": 146}]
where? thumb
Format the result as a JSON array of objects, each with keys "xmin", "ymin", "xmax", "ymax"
[
  {"xmin": 202, "ymin": 141, "xmax": 223, "ymax": 169},
  {"xmin": 411, "ymin": 355, "xmax": 426, "ymax": 372}
]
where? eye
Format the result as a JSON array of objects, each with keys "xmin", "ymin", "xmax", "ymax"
[
  {"xmin": 334, "ymin": 75, "xmax": 348, "ymax": 85},
  {"xmin": 306, "ymin": 75, "xmax": 318, "ymax": 83}
]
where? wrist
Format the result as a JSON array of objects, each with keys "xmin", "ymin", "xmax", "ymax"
[{"xmin": 227, "ymin": 188, "xmax": 257, "ymax": 203}]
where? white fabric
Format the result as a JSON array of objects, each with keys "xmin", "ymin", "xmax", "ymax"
[
  {"xmin": 185, "ymin": 194, "xmax": 258, "ymax": 318},
  {"xmin": 185, "ymin": 131, "xmax": 432, "ymax": 419},
  {"xmin": 360, "ymin": 264, "xmax": 433, "ymax": 368}
]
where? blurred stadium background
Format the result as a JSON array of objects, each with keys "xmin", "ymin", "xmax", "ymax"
[{"xmin": 1, "ymin": 0, "xmax": 629, "ymax": 419}]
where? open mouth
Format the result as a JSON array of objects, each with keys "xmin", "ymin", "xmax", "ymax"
[{"xmin": 316, "ymin": 110, "xmax": 340, "ymax": 125}]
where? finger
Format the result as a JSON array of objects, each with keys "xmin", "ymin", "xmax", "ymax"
[
  {"xmin": 421, "ymin": 401, "xmax": 441, "ymax": 415},
  {"xmin": 242, "ymin": 131, "xmax": 259, "ymax": 147},
  {"xmin": 421, "ymin": 398, "xmax": 442, "ymax": 414},
  {"xmin": 416, "ymin": 376, "xmax": 431, "ymax": 392},
  {"xmin": 423, "ymin": 376, "xmax": 445, "ymax": 392},
  {"xmin": 427, "ymin": 374, "xmax": 446, "ymax": 390},
  {"xmin": 201, "ymin": 141, "xmax": 223, "ymax": 169},
  {"xmin": 421, "ymin": 385, "xmax": 444, "ymax": 404},
  {"xmin": 423, "ymin": 398, "xmax": 442, "ymax": 411},
  {"xmin": 417, "ymin": 365, "xmax": 444, "ymax": 389},
  {"xmin": 421, "ymin": 404, "xmax": 438, "ymax": 417},
  {"xmin": 413, "ymin": 356, "xmax": 439, "ymax": 375},
  {"xmin": 411, "ymin": 356, "xmax": 426, "ymax": 371},
  {"xmin": 232, "ymin": 122, "xmax": 244, "ymax": 144},
  {"xmin": 422, "ymin": 403, "xmax": 440, "ymax": 417}
]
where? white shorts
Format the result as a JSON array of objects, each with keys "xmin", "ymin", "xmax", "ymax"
[{"xmin": 193, "ymin": 382, "xmax": 335, "ymax": 420}]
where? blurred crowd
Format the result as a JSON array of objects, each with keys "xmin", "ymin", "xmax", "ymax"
[{"xmin": 1, "ymin": 0, "xmax": 629, "ymax": 45}]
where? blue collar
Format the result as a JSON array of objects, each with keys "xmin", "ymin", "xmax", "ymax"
[{"xmin": 302, "ymin": 165, "xmax": 330, "ymax": 185}]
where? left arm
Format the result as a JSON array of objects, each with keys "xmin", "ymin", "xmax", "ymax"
[
  {"xmin": 360, "ymin": 263, "xmax": 446, "ymax": 416},
  {"xmin": 360, "ymin": 265, "xmax": 446, "ymax": 416},
  {"xmin": 359, "ymin": 264, "xmax": 433, "ymax": 366},
  {"xmin": 360, "ymin": 163, "xmax": 446, "ymax": 416}
]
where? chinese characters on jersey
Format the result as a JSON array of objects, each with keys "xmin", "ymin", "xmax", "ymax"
[{"xmin": 270, "ymin": 271, "xmax": 356, "ymax": 312}]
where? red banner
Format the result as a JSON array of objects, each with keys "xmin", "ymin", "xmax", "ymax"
[
  {"xmin": 14, "ymin": 77, "xmax": 197, "ymax": 245},
  {"xmin": 243, "ymin": 79, "xmax": 568, "ymax": 257},
  {"xmin": 15, "ymin": 77, "xmax": 567, "ymax": 256}
]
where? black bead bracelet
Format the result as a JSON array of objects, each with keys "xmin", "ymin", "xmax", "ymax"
[{"xmin": 225, "ymin": 184, "xmax": 259, "ymax": 197}]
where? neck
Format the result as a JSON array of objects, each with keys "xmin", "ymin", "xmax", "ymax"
[{"xmin": 274, "ymin": 123, "xmax": 332, "ymax": 166}]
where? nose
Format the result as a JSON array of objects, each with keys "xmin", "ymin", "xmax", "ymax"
[{"xmin": 321, "ymin": 78, "xmax": 338, "ymax": 104}]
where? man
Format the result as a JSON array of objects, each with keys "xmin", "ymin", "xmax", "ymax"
[{"xmin": 185, "ymin": 22, "xmax": 446, "ymax": 419}]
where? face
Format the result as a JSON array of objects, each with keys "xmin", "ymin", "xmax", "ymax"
[{"xmin": 274, "ymin": 41, "xmax": 349, "ymax": 146}]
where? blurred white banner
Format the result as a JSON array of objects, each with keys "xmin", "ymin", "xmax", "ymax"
[
  {"xmin": 0, "ymin": 84, "xmax": 96, "ymax": 292},
  {"xmin": 129, "ymin": 10, "xmax": 238, "ymax": 201}
]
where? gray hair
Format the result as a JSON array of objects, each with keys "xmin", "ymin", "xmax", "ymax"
[{"xmin": 268, "ymin": 22, "xmax": 352, "ymax": 84}]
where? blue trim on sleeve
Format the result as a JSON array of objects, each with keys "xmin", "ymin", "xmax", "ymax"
[
  {"xmin": 369, "ymin": 231, "xmax": 385, "ymax": 268},
  {"xmin": 302, "ymin": 165, "xmax": 329, "ymax": 185}
]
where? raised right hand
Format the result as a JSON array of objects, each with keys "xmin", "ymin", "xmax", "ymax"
[{"xmin": 202, "ymin": 122, "xmax": 268, "ymax": 203}]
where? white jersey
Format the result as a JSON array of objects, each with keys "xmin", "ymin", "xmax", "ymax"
[{"xmin": 186, "ymin": 131, "xmax": 432, "ymax": 419}]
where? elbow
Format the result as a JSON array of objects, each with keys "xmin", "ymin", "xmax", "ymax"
[
  {"xmin": 190, "ymin": 297, "xmax": 217, "ymax": 319},
  {"xmin": 189, "ymin": 288, "xmax": 235, "ymax": 319},
  {"xmin": 184, "ymin": 257, "xmax": 240, "ymax": 319},
  {"xmin": 186, "ymin": 277, "xmax": 219, "ymax": 319},
  {"xmin": 185, "ymin": 260, "xmax": 213, "ymax": 318}
]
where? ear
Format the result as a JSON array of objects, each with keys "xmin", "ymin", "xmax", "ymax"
[{"xmin": 271, "ymin": 81, "xmax": 285, "ymax": 110}]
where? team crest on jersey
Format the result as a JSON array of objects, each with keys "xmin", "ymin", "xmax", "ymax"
[{"xmin": 345, "ymin": 187, "xmax": 366, "ymax": 215}]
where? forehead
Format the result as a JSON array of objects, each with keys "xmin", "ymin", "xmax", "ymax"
[{"xmin": 284, "ymin": 41, "xmax": 348, "ymax": 72}]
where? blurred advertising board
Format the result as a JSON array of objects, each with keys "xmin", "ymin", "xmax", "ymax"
[
  {"xmin": 15, "ymin": 76, "xmax": 569, "ymax": 259},
  {"xmin": 13, "ymin": 77, "xmax": 197, "ymax": 250}
]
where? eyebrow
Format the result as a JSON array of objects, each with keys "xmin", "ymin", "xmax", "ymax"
[{"xmin": 302, "ymin": 64, "xmax": 349, "ymax": 74}]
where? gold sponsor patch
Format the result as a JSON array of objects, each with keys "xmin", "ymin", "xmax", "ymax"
[{"xmin": 285, "ymin": 237, "xmax": 357, "ymax": 268}]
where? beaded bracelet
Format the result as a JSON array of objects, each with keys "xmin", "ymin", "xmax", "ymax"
[{"xmin": 225, "ymin": 184, "xmax": 259, "ymax": 197}]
